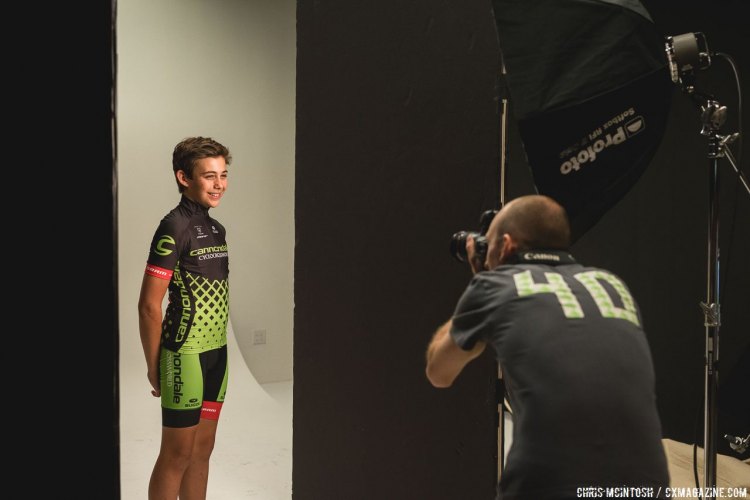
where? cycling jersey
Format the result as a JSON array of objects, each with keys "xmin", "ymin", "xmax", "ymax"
[{"xmin": 145, "ymin": 195, "xmax": 229, "ymax": 354}]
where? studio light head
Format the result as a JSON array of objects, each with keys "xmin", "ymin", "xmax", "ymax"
[{"xmin": 665, "ymin": 32, "xmax": 712, "ymax": 89}]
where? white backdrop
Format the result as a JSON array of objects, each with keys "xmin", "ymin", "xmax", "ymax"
[{"xmin": 117, "ymin": 0, "xmax": 295, "ymax": 497}]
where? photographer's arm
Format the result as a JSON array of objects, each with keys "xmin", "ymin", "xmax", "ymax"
[{"xmin": 425, "ymin": 320, "xmax": 486, "ymax": 388}]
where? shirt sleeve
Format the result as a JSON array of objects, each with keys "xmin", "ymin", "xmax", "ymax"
[
  {"xmin": 144, "ymin": 217, "xmax": 182, "ymax": 280},
  {"xmin": 450, "ymin": 274, "xmax": 502, "ymax": 351}
]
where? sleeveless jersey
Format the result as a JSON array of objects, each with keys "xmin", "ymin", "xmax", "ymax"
[{"xmin": 145, "ymin": 195, "xmax": 229, "ymax": 354}]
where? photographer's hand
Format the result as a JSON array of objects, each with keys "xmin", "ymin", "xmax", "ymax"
[{"xmin": 466, "ymin": 235, "xmax": 486, "ymax": 275}]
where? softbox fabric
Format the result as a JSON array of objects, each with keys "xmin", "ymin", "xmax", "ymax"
[{"xmin": 492, "ymin": 0, "xmax": 673, "ymax": 241}]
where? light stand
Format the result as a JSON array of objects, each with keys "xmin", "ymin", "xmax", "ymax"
[
  {"xmin": 698, "ymin": 102, "xmax": 749, "ymax": 498},
  {"xmin": 666, "ymin": 32, "xmax": 750, "ymax": 499},
  {"xmin": 700, "ymin": 98, "xmax": 722, "ymax": 497},
  {"xmin": 496, "ymin": 50, "xmax": 510, "ymax": 484}
]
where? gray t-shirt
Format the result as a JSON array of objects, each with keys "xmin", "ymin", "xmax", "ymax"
[{"xmin": 451, "ymin": 250, "xmax": 669, "ymax": 500}]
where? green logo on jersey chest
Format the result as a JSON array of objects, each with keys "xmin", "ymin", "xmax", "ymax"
[{"xmin": 189, "ymin": 244, "xmax": 228, "ymax": 256}]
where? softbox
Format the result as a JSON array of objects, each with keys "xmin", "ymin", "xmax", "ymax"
[{"xmin": 492, "ymin": 0, "xmax": 673, "ymax": 241}]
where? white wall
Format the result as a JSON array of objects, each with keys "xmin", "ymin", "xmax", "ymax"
[
  {"xmin": 118, "ymin": 3, "xmax": 295, "ymax": 495},
  {"xmin": 117, "ymin": 0, "xmax": 295, "ymax": 384}
]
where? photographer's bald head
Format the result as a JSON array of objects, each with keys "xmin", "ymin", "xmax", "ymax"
[{"xmin": 471, "ymin": 194, "xmax": 571, "ymax": 274}]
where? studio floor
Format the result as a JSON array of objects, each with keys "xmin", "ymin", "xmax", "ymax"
[
  {"xmin": 118, "ymin": 327, "xmax": 749, "ymax": 500},
  {"xmin": 119, "ymin": 325, "xmax": 293, "ymax": 500}
]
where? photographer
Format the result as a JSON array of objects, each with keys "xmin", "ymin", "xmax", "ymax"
[{"xmin": 425, "ymin": 194, "xmax": 669, "ymax": 500}]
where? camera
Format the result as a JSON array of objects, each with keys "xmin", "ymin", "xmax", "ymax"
[{"xmin": 449, "ymin": 209, "xmax": 499, "ymax": 263}]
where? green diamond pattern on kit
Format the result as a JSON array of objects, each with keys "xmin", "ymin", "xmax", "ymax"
[{"xmin": 186, "ymin": 271, "xmax": 228, "ymax": 345}]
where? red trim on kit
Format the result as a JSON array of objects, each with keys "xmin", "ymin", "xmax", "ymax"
[
  {"xmin": 201, "ymin": 401, "xmax": 223, "ymax": 421},
  {"xmin": 145, "ymin": 264, "xmax": 173, "ymax": 280}
]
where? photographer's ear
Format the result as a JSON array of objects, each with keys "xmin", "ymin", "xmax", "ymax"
[{"xmin": 498, "ymin": 233, "xmax": 518, "ymax": 265}]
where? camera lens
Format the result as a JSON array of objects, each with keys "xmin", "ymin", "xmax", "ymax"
[
  {"xmin": 450, "ymin": 209, "xmax": 498, "ymax": 265},
  {"xmin": 450, "ymin": 231, "xmax": 489, "ymax": 264},
  {"xmin": 450, "ymin": 231, "xmax": 474, "ymax": 262}
]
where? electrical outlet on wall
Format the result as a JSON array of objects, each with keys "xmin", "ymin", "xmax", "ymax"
[{"xmin": 253, "ymin": 329, "xmax": 267, "ymax": 345}]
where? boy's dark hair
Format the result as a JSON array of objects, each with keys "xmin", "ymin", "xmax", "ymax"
[{"xmin": 172, "ymin": 137, "xmax": 232, "ymax": 193}]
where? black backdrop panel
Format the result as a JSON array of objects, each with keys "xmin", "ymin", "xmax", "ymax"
[
  {"xmin": 18, "ymin": 1, "xmax": 118, "ymax": 495},
  {"xmin": 295, "ymin": 1, "xmax": 502, "ymax": 498},
  {"xmin": 295, "ymin": 0, "xmax": 749, "ymax": 498}
]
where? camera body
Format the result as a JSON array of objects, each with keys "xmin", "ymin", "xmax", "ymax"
[{"xmin": 450, "ymin": 209, "xmax": 499, "ymax": 263}]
